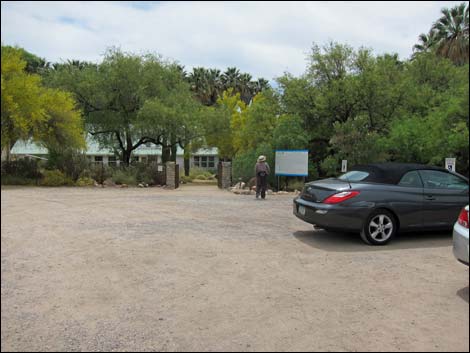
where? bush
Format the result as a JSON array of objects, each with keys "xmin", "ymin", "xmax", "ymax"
[
  {"xmin": 76, "ymin": 176, "xmax": 95, "ymax": 187},
  {"xmin": 180, "ymin": 175, "xmax": 193, "ymax": 183},
  {"xmin": 40, "ymin": 169, "xmax": 74, "ymax": 186},
  {"xmin": 233, "ymin": 143, "xmax": 275, "ymax": 185},
  {"xmin": 88, "ymin": 164, "xmax": 113, "ymax": 184},
  {"xmin": 1, "ymin": 175, "xmax": 37, "ymax": 185},
  {"xmin": 111, "ymin": 169, "xmax": 137, "ymax": 185},
  {"xmin": 1, "ymin": 159, "xmax": 43, "ymax": 180},
  {"xmin": 133, "ymin": 162, "xmax": 157, "ymax": 184},
  {"xmin": 285, "ymin": 179, "xmax": 305, "ymax": 192},
  {"xmin": 189, "ymin": 167, "xmax": 213, "ymax": 180},
  {"xmin": 47, "ymin": 148, "xmax": 90, "ymax": 181}
]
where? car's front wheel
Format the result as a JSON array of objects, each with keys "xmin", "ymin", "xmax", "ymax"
[{"xmin": 360, "ymin": 209, "xmax": 397, "ymax": 245}]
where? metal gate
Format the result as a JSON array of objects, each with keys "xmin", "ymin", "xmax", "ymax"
[{"xmin": 217, "ymin": 162, "xmax": 222, "ymax": 188}]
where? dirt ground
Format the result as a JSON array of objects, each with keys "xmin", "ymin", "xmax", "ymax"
[{"xmin": 1, "ymin": 185, "xmax": 468, "ymax": 352}]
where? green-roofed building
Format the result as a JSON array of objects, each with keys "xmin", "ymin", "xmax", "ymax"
[{"xmin": 7, "ymin": 138, "xmax": 219, "ymax": 171}]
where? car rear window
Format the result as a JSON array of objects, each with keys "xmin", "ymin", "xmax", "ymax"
[{"xmin": 338, "ymin": 171, "xmax": 370, "ymax": 182}]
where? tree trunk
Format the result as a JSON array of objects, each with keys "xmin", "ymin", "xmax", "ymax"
[
  {"xmin": 162, "ymin": 145, "xmax": 170, "ymax": 164},
  {"xmin": 170, "ymin": 144, "xmax": 177, "ymax": 162},
  {"xmin": 122, "ymin": 149, "xmax": 132, "ymax": 166},
  {"xmin": 184, "ymin": 156, "xmax": 190, "ymax": 176}
]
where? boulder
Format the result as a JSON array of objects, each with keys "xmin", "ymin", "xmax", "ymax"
[
  {"xmin": 103, "ymin": 178, "xmax": 116, "ymax": 187},
  {"xmin": 234, "ymin": 181, "xmax": 246, "ymax": 189},
  {"xmin": 120, "ymin": 184, "xmax": 128, "ymax": 188}
]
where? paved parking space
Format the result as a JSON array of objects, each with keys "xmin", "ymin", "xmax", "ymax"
[{"xmin": 1, "ymin": 185, "xmax": 468, "ymax": 351}]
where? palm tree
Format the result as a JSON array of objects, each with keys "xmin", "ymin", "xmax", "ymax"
[
  {"xmin": 252, "ymin": 78, "xmax": 270, "ymax": 94},
  {"xmin": 239, "ymin": 73, "xmax": 253, "ymax": 104},
  {"xmin": 431, "ymin": 2, "xmax": 469, "ymax": 65},
  {"xmin": 413, "ymin": 31, "xmax": 438, "ymax": 55},
  {"xmin": 207, "ymin": 68, "xmax": 222, "ymax": 105},
  {"xmin": 221, "ymin": 67, "xmax": 241, "ymax": 92},
  {"xmin": 188, "ymin": 67, "xmax": 222, "ymax": 106}
]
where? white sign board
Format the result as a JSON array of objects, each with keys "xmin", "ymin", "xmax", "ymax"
[
  {"xmin": 275, "ymin": 150, "xmax": 308, "ymax": 176},
  {"xmin": 445, "ymin": 158, "xmax": 456, "ymax": 172},
  {"xmin": 341, "ymin": 160, "xmax": 348, "ymax": 173}
]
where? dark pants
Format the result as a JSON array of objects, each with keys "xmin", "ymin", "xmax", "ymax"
[{"xmin": 256, "ymin": 173, "xmax": 267, "ymax": 199}]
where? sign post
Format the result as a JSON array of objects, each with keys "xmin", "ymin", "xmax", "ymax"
[
  {"xmin": 341, "ymin": 160, "xmax": 348, "ymax": 173},
  {"xmin": 445, "ymin": 158, "xmax": 456, "ymax": 172}
]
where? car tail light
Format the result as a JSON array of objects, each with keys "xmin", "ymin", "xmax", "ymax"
[
  {"xmin": 323, "ymin": 191, "xmax": 360, "ymax": 204},
  {"xmin": 457, "ymin": 208, "xmax": 469, "ymax": 228}
]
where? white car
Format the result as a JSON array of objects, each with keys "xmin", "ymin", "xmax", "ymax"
[{"xmin": 453, "ymin": 205, "xmax": 469, "ymax": 266}]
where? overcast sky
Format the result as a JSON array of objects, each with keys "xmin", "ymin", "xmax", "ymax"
[{"xmin": 1, "ymin": 1, "xmax": 463, "ymax": 81}]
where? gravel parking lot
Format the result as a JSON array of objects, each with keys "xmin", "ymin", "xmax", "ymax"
[{"xmin": 1, "ymin": 185, "xmax": 469, "ymax": 352}]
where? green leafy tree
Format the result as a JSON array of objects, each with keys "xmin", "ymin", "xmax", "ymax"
[
  {"xmin": 1, "ymin": 46, "xmax": 84, "ymax": 159},
  {"xmin": 47, "ymin": 49, "xmax": 203, "ymax": 165},
  {"xmin": 272, "ymin": 114, "xmax": 309, "ymax": 150}
]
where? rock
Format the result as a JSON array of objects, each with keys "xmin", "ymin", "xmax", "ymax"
[
  {"xmin": 234, "ymin": 181, "xmax": 246, "ymax": 189},
  {"xmin": 103, "ymin": 178, "xmax": 116, "ymax": 187},
  {"xmin": 267, "ymin": 189, "xmax": 273, "ymax": 195},
  {"xmin": 295, "ymin": 189, "xmax": 301, "ymax": 195},
  {"xmin": 144, "ymin": 183, "xmax": 149, "ymax": 188},
  {"xmin": 248, "ymin": 177, "xmax": 257, "ymax": 189},
  {"xmin": 138, "ymin": 183, "xmax": 145, "ymax": 188},
  {"xmin": 93, "ymin": 181, "xmax": 100, "ymax": 187},
  {"xmin": 241, "ymin": 190, "xmax": 251, "ymax": 195},
  {"xmin": 120, "ymin": 184, "xmax": 128, "ymax": 188},
  {"xmin": 251, "ymin": 185, "xmax": 257, "ymax": 191}
]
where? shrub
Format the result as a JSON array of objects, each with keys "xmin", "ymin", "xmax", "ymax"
[
  {"xmin": 233, "ymin": 143, "xmax": 275, "ymax": 185},
  {"xmin": 111, "ymin": 169, "xmax": 137, "ymax": 185},
  {"xmin": 40, "ymin": 169, "xmax": 74, "ymax": 186},
  {"xmin": 134, "ymin": 162, "xmax": 157, "ymax": 184},
  {"xmin": 47, "ymin": 148, "xmax": 90, "ymax": 181},
  {"xmin": 285, "ymin": 179, "xmax": 306, "ymax": 192},
  {"xmin": 88, "ymin": 164, "xmax": 113, "ymax": 184},
  {"xmin": 180, "ymin": 175, "xmax": 193, "ymax": 183},
  {"xmin": 195, "ymin": 174, "xmax": 208, "ymax": 180},
  {"xmin": 1, "ymin": 159, "xmax": 43, "ymax": 180},
  {"xmin": 189, "ymin": 167, "xmax": 212, "ymax": 179},
  {"xmin": 76, "ymin": 176, "xmax": 95, "ymax": 187},
  {"xmin": 1, "ymin": 175, "xmax": 37, "ymax": 185}
]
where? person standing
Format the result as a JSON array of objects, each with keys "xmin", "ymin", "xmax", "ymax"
[{"xmin": 255, "ymin": 155, "xmax": 270, "ymax": 199}]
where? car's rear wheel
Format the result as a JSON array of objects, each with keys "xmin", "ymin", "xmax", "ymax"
[{"xmin": 360, "ymin": 209, "xmax": 397, "ymax": 245}]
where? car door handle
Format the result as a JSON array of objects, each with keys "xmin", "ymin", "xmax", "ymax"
[{"xmin": 425, "ymin": 195, "xmax": 436, "ymax": 201}]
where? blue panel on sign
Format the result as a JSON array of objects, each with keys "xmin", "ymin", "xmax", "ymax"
[
  {"xmin": 275, "ymin": 150, "xmax": 309, "ymax": 152},
  {"xmin": 275, "ymin": 173, "xmax": 308, "ymax": 176}
]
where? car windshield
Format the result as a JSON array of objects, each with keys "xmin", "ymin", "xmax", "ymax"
[{"xmin": 338, "ymin": 171, "xmax": 370, "ymax": 182}]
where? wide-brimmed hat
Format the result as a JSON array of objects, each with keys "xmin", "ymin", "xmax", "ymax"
[{"xmin": 257, "ymin": 155, "xmax": 266, "ymax": 162}]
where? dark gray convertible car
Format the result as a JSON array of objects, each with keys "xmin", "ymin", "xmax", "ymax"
[{"xmin": 293, "ymin": 163, "xmax": 469, "ymax": 245}]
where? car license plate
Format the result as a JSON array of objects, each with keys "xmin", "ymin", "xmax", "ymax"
[{"xmin": 299, "ymin": 205, "xmax": 306, "ymax": 216}]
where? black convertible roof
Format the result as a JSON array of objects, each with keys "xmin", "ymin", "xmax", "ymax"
[{"xmin": 349, "ymin": 163, "xmax": 448, "ymax": 184}]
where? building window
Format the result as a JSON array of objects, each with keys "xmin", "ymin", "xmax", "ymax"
[
  {"xmin": 94, "ymin": 156, "xmax": 103, "ymax": 165},
  {"xmin": 194, "ymin": 156, "xmax": 200, "ymax": 167},
  {"xmin": 208, "ymin": 156, "xmax": 215, "ymax": 168},
  {"xmin": 108, "ymin": 156, "xmax": 117, "ymax": 167},
  {"xmin": 201, "ymin": 156, "xmax": 208, "ymax": 168}
]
